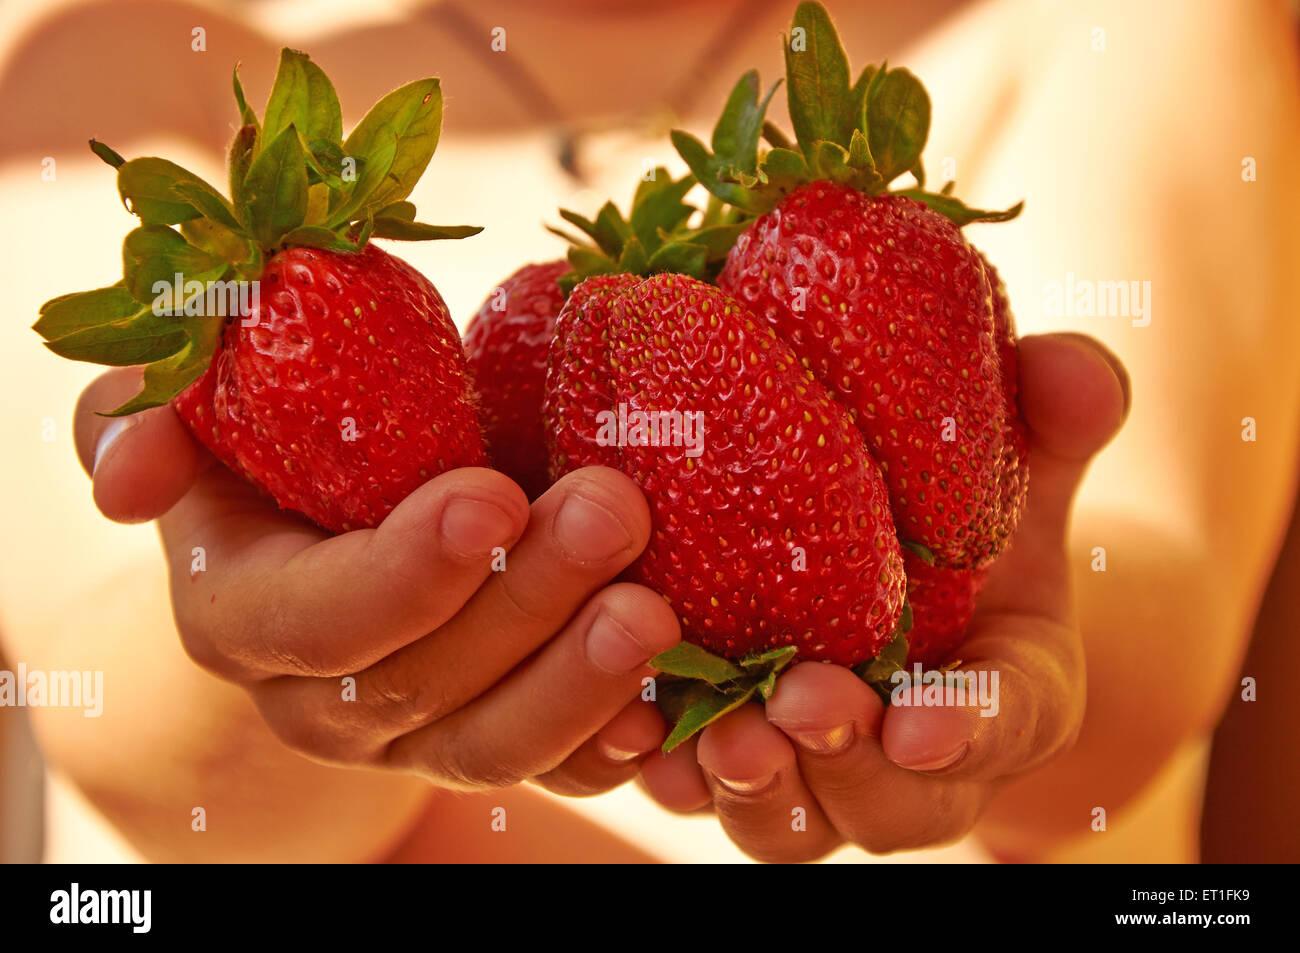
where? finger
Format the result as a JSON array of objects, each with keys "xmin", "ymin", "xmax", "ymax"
[
  {"xmin": 74, "ymin": 368, "xmax": 205, "ymax": 522},
  {"xmin": 696, "ymin": 704, "xmax": 841, "ymax": 863},
  {"xmin": 882, "ymin": 615, "xmax": 1084, "ymax": 782},
  {"xmin": 982, "ymin": 332, "xmax": 1128, "ymax": 618},
  {"xmin": 767, "ymin": 663, "xmax": 987, "ymax": 852},
  {"xmin": 376, "ymin": 583, "xmax": 679, "ymax": 788},
  {"xmin": 638, "ymin": 736, "xmax": 713, "ymax": 813},
  {"xmin": 302, "ymin": 466, "xmax": 652, "ymax": 721},
  {"xmin": 162, "ymin": 466, "xmax": 530, "ymax": 679},
  {"xmin": 533, "ymin": 697, "xmax": 667, "ymax": 797}
]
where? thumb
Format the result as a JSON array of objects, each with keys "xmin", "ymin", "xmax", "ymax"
[
  {"xmin": 980, "ymin": 332, "xmax": 1129, "ymax": 618},
  {"xmin": 73, "ymin": 367, "xmax": 207, "ymax": 524}
]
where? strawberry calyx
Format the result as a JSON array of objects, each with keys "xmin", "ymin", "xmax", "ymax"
[
  {"xmin": 547, "ymin": 170, "xmax": 750, "ymax": 294},
  {"xmin": 34, "ymin": 48, "xmax": 481, "ymax": 417},
  {"xmin": 673, "ymin": 1, "xmax": 1022, "ymax": 227},
  {"xmin": 651, "ymin": 604, "xmax": 914, "ymax": 752}
]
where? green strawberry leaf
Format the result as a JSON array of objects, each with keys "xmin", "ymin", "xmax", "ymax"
[
  {"xmin": 34, "ymin": 285, "xmax": 139, "ymax": 340},
  {"xmin": 375, "ymin": 200, "xmax": 417, "ymax": 221},
  {"xmin": 651, "ymin": 642, "xmax": 745, "ymax": 684},
  {"xmin": 181, "ymin": 218, "xmax": 256, "ymax": 265},
  {"xmin": 326, "ymin": 128, "xmax": 398, "ymax": 228},
  {"xmin": 243, "ymin": 125, "xmax": 310, "ymax": 248},
  {"xmin": 710, "ymin": 71, "xmax": 779, "ymax": 181},
  {"xmin": 232, "ymin": 62, "xmax": 259, "ymax": 131},
  {"xmin": 671, "ymin": 71, "xmax": 778, "ymax": 211},
  {"xmin": 262, "ymin": 48, "xmax": 343, "ymax": 147},
  {"xmin": 122, "ymin": 223, "xmax": 228, "ymax": 297},
  {"xmin": 739, "ymin": 645, "xmax": 799, "ymax": 673},
  {"xmin": 121, "ymin": 226, "xmax": 229, "ymax": 303},
  {"xmin": 629, "ymin": 174, "xmax": 695, "ymax": 254},
  {"xmin": 341, "ymin": 78, "xmax": 442, "ymax": 214},
  {"xmin": 685, "ymin": 221, "xmax": 751, "ymax": 262},
  {"xmin": 168, "ymin": 180, "xmax": 243, "ymax": 232},
  {"xmin": 117, "ymin": 158, "xmax": 229, "ymax": 226},
  {"xmin": 565, "ymin": 244, "xmax": 618, "ymax": 280},
  {"xmin": 865, "ymin": 67, "xmax": 931, "ymax": 185},
  {"xmin": 559, "ymin": 205, "xmax": 627, "ymax": 258},
  {"xmin": 901, "ymin": 540, "xmax": 935, "ymax": 565},
  {"xmin": 653, "ymin": 643, "xmax": 804, "ymax": 751},
  {"xmin": 367, "ymin": 218, "xmax": 482, "ymax": 241},
  {"xmin": 785, "ymin": 1, "xmax": 852, "ymax": 155},
  {"xmin": 281, "ymin": 225, "xmax": 357, "ymax": 253},
  {"xmin": 848, "ymin": 64, "xmax": 877, "ymax": 140},
  {"xmin": 893, "ymin": 188, "xmax": 1025, "ymax": 226},
  {"xmin": 228, "ymin": 124, "xmax": 259, "ymax": 215},
  {"xmin": 89, "ymin": 139, "xmax": 125, "ymax": 169},
  {"xmin": 645, "ymin": 240, "xmax": 707, "ymax": 278},
  {"xmin": 102, "ymin": 317, "xmax": 223, "ymax": 417},
  {"xmin": 42, "ymin": 308, "xmax": 188, "ymax": 366},
  {"xmin": 616, "ymin": 236, "xmax": 650, "ymax": 275},
  {"xmin": 854, "ymin": 623, "xmax": 910, "ymax": 690},
  {"xmin": 662, "ymin": 680, "xmax": 761, "ymax": 753}
]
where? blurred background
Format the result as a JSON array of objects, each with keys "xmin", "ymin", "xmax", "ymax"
[{"xmin": 2, "ymin": 0, "xmax": 1297, "ymax": 863}]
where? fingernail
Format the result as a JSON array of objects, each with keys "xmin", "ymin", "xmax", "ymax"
[
  {"xmin": 785, "ymin": 722, "xmax": 856, "ymax": 754},
  {"xmin": 585, "ymin": 610, "xmax": 656, "ymax": 675},
  {"xmin": 92, "ymin": 417, "xmax": 134, "ymax": 476},
  {"xmin": 712, "ymin": 773, "xmax": 776, "ymax": 795},
  {"xmin": 596, "ymin": 735, "xmax": 649, "ymax": 764},
  {"xmin": 440, "ymin": 497, "xmax": 519, "ymax": 558},
  {"xmin": 553, "ymin": 492, "xmax": 634, "ymax": 563},
  {"xmin": 896, "ymin": 741, "xmax": 969, "ymax": 773}
]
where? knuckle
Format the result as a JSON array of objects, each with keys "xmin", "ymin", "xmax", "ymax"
[
  {"xmin": 357, "ymin": 666, "xmax": 441, "ymax": 734},
  {"xmin": 422, "ymin": 726, "xmax": 524, "ymax": 791},
  {"xmin": 485, "ymin": 571, "xmax": 554, "ymax": 627}
]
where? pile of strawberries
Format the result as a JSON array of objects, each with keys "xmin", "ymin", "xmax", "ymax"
[{"xmin": 37, "ymin": 4, "xmax": 1027, "ymax": 747}]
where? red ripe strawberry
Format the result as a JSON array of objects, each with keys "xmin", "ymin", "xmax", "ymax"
[
  {"xmin": 464, "ymin": 260, "xmax": 568, "ymax": 499},
  {"xmin": 719, "ymin": 185, "xmax": 1016, "ymax": 568},
  {"xmin": 903, "ymin": 552, "xmax": 988, "ymax": 667},
  {"xmin": 676, "ymin": 3, "xmax": 1027, "ymax": 574},
  {"xmin": 469, "ymin": 169, "xmax": 739, "ymax": 497},
  {"xmin": 545, "ymin": 272, "xmax": 905, "ymax": 666},
  {"xmin": 36, "ymin": 50, "xmax": 486, "ymax": 533},
  {"xmin": 173, "ymin": 243, "xmax": 484, "ymax": 532}
]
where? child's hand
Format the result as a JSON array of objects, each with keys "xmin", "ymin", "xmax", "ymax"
[
  {"xmin": 637, "ymin": 333, "xmax": 1130, "ymax": 860},
  {"xmin": 73, "ymin": 367, "xmax": 680, "ymax": 793}
]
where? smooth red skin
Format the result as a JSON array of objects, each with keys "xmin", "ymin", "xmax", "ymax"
[
  {"xmin": 173, "ymin": 243, "xmax": 486, "ymax": 533},
  {"xmin": 545, "ymin": 273, "xmax": 905, "ymax": 666},
  {"xmin": 463, "ymin": 260, "xmax": 569, "ymax": 500},
  {"xmin": 719, "ymin": 184, "xmax": 1019, "ymax": 569},
  {"xmin": 902, "ymin": 552, "xmax": 989, "ymax": 667}
]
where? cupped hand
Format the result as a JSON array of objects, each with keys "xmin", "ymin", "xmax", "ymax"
[
  {"xmin": 74, "ymin": 368, "xmax": 679, "ymax": 793},
  {"xmin": 637, "ymin": 332, "xmax": 1131, "ymax": 861}
]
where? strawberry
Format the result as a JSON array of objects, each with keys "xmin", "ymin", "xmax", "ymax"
[
  {"xmin": 464, "ymin": 260, "xmax": 568, "ymax": 499},
  {"xmin": 718, "ymin": 186, "xmax": 1016, "ymax": 568},
  {"xmin": 544, "ymin": 272, "xmax": 906, "ymax": 669},
  {"xmin": 466, "ymin": 170, "xmax": 745, "ymax": 498},
  {"xmin": 35, "ymin": 49, "xmax": 486, "ymax": 533},
  {"xmin": 675, "ymin": 1, "xmax": 1027, "ymax": 575}
]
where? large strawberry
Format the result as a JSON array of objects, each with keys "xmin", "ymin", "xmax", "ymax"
[
  {"xmin": 35, "ymin": 49, "xmax": 485, "ymax": 533},
  {"xmin": 662, "ymin": 2, "xmax": 1032, "ymax": 675},
  {"xmin": 676, "ymin": 2, "xmax": 1026, "ymax": 575},
  {"xmin": 465, "ymin": 170, "xmax": 746, "ymax": 499},
  {"xmin": 545, "ymin": 272, "xmax": 905, "ymax": 747}
]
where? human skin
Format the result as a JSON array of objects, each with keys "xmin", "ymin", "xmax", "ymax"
[{"xmin": 3, "ymin": 0, "xmax": 1298, "ymax": 862}]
